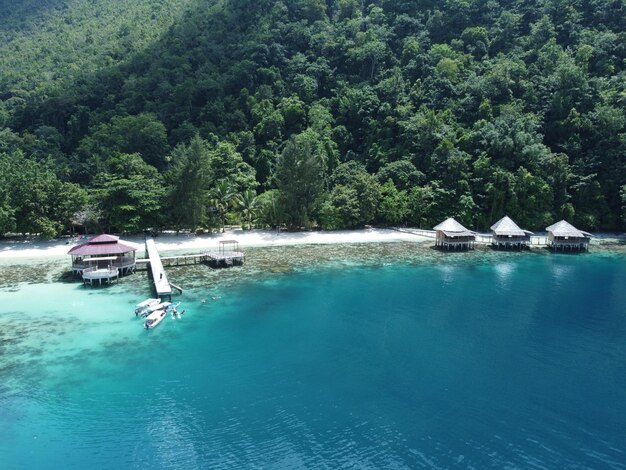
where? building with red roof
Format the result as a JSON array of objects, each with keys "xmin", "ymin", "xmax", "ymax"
[{"xmin": 68, "ymin": 234, "xmax": 138, "ymax": 276}]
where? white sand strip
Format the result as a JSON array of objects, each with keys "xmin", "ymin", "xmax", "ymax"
[{"xmin": 0, "ymin": 228, "xmax": 431, "ymax": 260}]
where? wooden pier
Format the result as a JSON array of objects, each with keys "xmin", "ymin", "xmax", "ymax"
[
  {"xmin": 136, "ymin": 251, "xmax": 245, "ymax": 269},
  {"xmin": 136, "ymin": 238, "xmax": 245, "ymax": 298},
  {"xmin": 145, "ymin": 238, "xmax": 172, "ymax": 300},
  {"xmin": 206, "ymin": 251, "xmax": 245, "ymax": 267}
]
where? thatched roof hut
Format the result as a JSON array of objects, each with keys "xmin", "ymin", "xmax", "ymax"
[
  {"xmin": 545, "ymin": 220, "xmax": 591, "ymax": 251},
  {"xmin": 433, "ymin": 217, "xmax": 475, "ymax": 250},
  {"xmin": 490, "ymin": 216, "xmax": 532, "ymax": 248}
]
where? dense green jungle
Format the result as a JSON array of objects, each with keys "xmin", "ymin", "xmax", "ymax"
[{"xmin": 0, "ymin": 0, "xmax": 624, "ymax": 237}]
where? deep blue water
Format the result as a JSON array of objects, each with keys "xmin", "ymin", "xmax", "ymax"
[{"xmin": 1, "ymin": 253, "xmax": 626, "ymax": 469}]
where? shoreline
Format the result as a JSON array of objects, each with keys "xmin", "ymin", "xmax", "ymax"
[
  {"xmin": 0, "ymin": 227, "xmax": 623, "ymax": 263},
  {"xmin": 0, "ymin": 228, "xmax": 431, "ymax": 261}
]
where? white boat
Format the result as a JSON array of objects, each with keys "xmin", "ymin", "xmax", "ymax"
[
  {"xmin": 144, "ymin": 309, "xmax": 166, "ymax": 329},
  {"xmin": 135, "ymin": 298, "xmax": 161, "ymax": 315},
  {"xmin": 165, "ymin": 302, "xmax": 180, "ymax": 312},
  {"xmin": 140, "ymin": 301, "xmax": 171, "ymax": 318}
]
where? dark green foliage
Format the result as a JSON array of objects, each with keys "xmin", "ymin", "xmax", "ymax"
[
  {"xmin": 378, "ymin": 180, "xmax": 410, "ymax": 226},
  {"xmin": 256, "ymin": 189, "xmax": 283, "ymax": 229},
  {"xmin": 235, "ymin": 189, "xmax": 262, "ymax": 229},
  {"xmin": 0, "ymin": 0, "xmax": 625, "ymax": 235},
  {"xmin": 164, "ymin": 135, "xmax": 213, "ymax": 230},
  {"xmin": 276, "ymin": 136, "xmax": 324, "ymax": 229},
  {"xmin": 332, "ymin": 162, "xmax": 382, "ymax": 227},
  {"xmin": 0, "ymin": 151, "xmax": 88, "ymax": 237},
  {"xmin": 92, "ymin": 153, "xmax": 165, "ymax": 233},
  {"xmin": 209, "ymin": 179, "xmax": 237, "ymax": 232}
]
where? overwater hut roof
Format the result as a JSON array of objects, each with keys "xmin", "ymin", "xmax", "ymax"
[
  {"xmin": 67, "ymin": 234, "xmax": 138, "ymax": 256},
  {"xmin": 88, "ymin": 234, "xmax": 120, "ymax": 244},
  {"xmin": 490, "ymin": 216, "xmax": 533, "ymax": 236},
  {"xmin": 433, "ymin": 217, "xmax": 474, "ymax": 237},
  {"xmin": 545, "ymin": 220, "xmax": 592, "ymax": 238}
]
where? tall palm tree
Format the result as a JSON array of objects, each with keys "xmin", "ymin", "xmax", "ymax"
[
  {"xmin": 236, "ymin": 189, "xmax": 261, "ymax": 230},
  {"xmin": 209, "ymin": 179, "xmax": 237, "ymax": 232}
]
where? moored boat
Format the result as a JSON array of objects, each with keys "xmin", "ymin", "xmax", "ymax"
[
  {"xmin": 139, "ymin": 301, "xmax": 171, "ymax": 317},
  {"xmin": 135, "ymin": 298, "xmax": 161, "ymax": 315},
  {"xmin": 165, "ymin": 301, "xmax": 180, "ymax": 312},
  {"xmin": 144, "ymin": 309, "xmax": 166, "ymax": 329}
]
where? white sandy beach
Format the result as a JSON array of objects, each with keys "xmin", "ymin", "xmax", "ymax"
[{"xmin": 0, "ymin": 228, "xmax": 432, "ymax": 260}]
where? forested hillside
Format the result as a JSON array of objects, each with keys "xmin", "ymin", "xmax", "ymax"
[{"xmin": 1, "ymin": 0, "xmax": 625, "ymax": 237}]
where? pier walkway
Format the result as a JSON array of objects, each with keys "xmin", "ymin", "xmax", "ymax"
[
  {"xmin": 145, "ymin": 238, "xmax": 172, "ymax": 299},
  {"xmin": 136, "ymin": 251, "xmax": 245, "ymax": 269},
  {"xmin": 135, "ymin": 239, "xmax": 245, "ymax": 297}
]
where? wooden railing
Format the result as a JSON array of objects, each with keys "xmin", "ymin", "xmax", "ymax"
[
  {"xmin": 82, "ymin": 267, "xmax": 119, "ymax": 280},
  {"xmin": 72, "ymin": 257, "xmax": 135, "ymax": 269}
]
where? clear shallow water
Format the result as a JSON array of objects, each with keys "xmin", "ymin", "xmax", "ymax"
[{"xmin": 1, "ymin": 251, "xmax": 626, "ymax": 469}]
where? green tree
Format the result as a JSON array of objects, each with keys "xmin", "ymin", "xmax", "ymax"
[
  {"xmin": 376, "ymin": 160, "xmax": 424, "ymax": 190},
  {"xmin": 332, "ymin": 162, "xmax": 381, "ymax": 226},
  {"xmin": 75, "ymin": 114, "xmax": 170, "ymax": 181},
  {"xmin": 407, "ymin": 185, "xmax": 439, "ymax": 229},
  {"xmin": 256, "ymin": 189, "xmax": 283, "ymax": 228},
  {"xmin": 317, "ymin": 197, "xmax": 342, "ymax": 230},
  {"xmin": 1, "ymin": 150, "xmax": 88, "ymax": 237},
  {"xmin": 209, "ymin": 179, "xmax": 237, "ymax": 232},
  {"xmin": 378, "ymin": 180, "xmax": 409, "ymax": 226},
  {"xmin": 329, "ymin": 185, "xmax": 361, "ymax": 229},
  {"xmin": 93, "ymin": 153, "xmax": 165, "ymax": 233},
  {"xmin": 208, "ymin": 140, "xmax": 256, "ymax": 193},
  {"xmin": 165, "ymin": 135, "xmax": 213, "ymax": 231},
  {"xmin": 235, "ymin": 189, "xmax": 261, "ymax": 229},
  {"xmin": 276, "ymin": 136, "xmax": 324, "ymax": 229}
]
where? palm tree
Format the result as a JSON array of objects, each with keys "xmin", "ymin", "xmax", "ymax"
[
  {"xmin": 209, "ymin": 179, "xmax": 237, "ymax": 232},
  {"xmin": 236, "ymin": 189, "xmax": 261, "ymax": 230}
]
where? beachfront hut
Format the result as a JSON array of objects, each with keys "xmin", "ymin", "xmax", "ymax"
[
  {"xmin": 490, "ymin": 215, "xmax": 533, "ymax": 249},
  {"xmin": 545, "ymin": 220, "xmax": 591, "ymax": 252},
  {"xmin": 68, "ymin": 234, "xmax": 138, "ymax": 277},
  {"xmin": 433, "ymin": 217, "xmax": 475, "ymax": 250}
]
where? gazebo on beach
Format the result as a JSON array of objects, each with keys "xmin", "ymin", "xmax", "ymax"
[
  {"xmin": 68, "ymin": 234, "xmax": 138, "ymax": 278},
  {"xmin": 490, "ymin": 215, "xmax": 533, "ymax": 249},
  {"xmin": 433, "ymin": 217, "xmax": 476, "ymax": 250},
  {"xmin": 546, "ymin": 220, "xmax": 592, "ymax": 252}
]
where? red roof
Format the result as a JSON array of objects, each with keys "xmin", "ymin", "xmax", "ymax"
[
  {"xmin": 68, "ymin": 234, "xmax": 138, "ymax": 256},
  {"xmin": 88, "ymin": 234, "xmax": 120, "ymax": 244}
]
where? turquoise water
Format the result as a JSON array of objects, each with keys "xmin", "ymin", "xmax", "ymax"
[{"xmin": 1, "ymin": 251, "xmax": 626, "ymax": 468}]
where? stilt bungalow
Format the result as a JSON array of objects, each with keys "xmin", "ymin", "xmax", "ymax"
[
  {"xmin": 546, "ymin": 220, "xmax": 591, "ymax": 252},
  {"xmin": 490, "ymin": 216, "xmax": 533, "ymax": 249},
  {"xmin": 68, "ymin": 234, "xmax": 138, "ymax": 284},
  {"xmin": 433, "ymin": 218, "xmax": 475, "ymax": 250}
]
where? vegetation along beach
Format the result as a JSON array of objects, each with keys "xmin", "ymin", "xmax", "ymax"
[{"xmin": 1, "ymin": 0, "xmax": 625, "ymax": 468}]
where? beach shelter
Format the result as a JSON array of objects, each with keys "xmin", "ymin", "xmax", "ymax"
[
  {"xmin": 545, "ymin": 220, "xmax": 591, "ymax": 251},
  {"xmin": 433, "ymin": 217, "xmax": 475, "ymax": 250},
  {"xmin": 68, "ymin": 234, "xmax": 138, "ymax": 275},
  {"xmin": 490, "ymin": 215, "xmax": 533, "ymax": 249}
]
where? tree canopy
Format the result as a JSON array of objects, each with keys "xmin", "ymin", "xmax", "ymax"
[{"xmin": 0, "ymin": 0, "xmax": 624, "ymax": 236}]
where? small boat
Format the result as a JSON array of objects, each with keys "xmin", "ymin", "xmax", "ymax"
[
  {"xmin": 135, "ymin": 298, "xmax": 160, "ymax": 316},
  {"xmin": 165, "ymin": 302, "xmax": 180, "ymax": 312},
  {"xmin": 140, "ymin": 301, "xmax": 171, "ymax": 318},
  {"xmin": 144, "ymin": 309, "xmax": 166, "ymax": 329}
]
